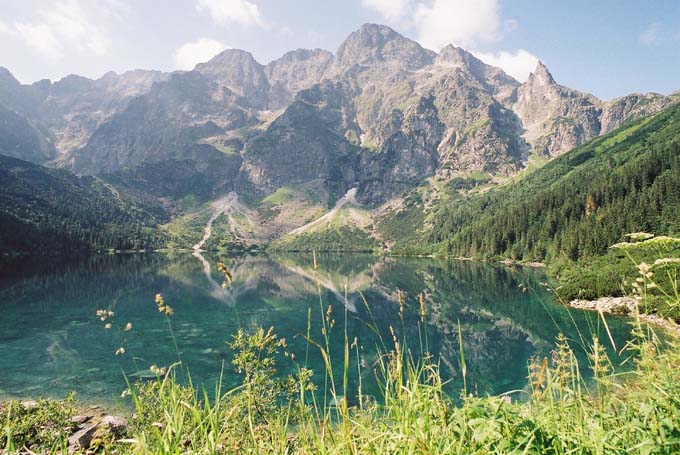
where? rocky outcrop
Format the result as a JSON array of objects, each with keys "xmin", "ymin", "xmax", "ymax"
[
  {"xmin": 327, "ymin": 23, "xmax": 435, "ymax": 78},
  {"xmin": 513, "ymin": 62, "xmax": 601, "ymax": 157},
  {"xmin": 237, "ymin": 80, "xmax": 359, "ymax": 199},
  {"xmin": 600, "ymin": 93, "xmax": 673, "ymax": 133},
  {"xmin": 195, "ymin": 49, "xmax": 270, "ymax": 108},
  {"xmin": 358, "ymin": 95, "xmax": 444, "ymax": 202},
  {"xmin": 0, "ymin": 104, "xmax": 56, "ymax": 164},
  {"xmin": 66, "ymin": 71, "xmax": 254, "ymax": 174},
  {"xmin": 265, "ymin": 48, "xmax": 333, "ymax": 109}
]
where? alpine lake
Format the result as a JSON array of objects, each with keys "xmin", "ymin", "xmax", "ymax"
[{"xmin": 0, "ymin": 252, "xmax": 638, "ymax": 407}]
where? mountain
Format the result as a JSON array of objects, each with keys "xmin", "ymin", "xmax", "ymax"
[
  {"xmin": 424, "ymin": 103, "xmax": 680, "ymax": 262},
  {"xmin": 0, "ymin": 23, "xmax": 677, "ymax": 254}
]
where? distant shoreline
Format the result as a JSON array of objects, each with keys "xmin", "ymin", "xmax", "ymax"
[{"xmin": 568, "ymin": 296, "xmax": 680, "ymax": 336}]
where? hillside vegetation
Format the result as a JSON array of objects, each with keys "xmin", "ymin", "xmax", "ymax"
[
  {"xmin": 426, "ymin": 104, "xmax": 680, "ymax": 262},
  {"xmin": 0, "ymin": 155, "xmax": 168, "ymax": 256}
]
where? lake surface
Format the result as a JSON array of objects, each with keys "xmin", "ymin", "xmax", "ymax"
[{"xmin": 0, "ymin": 252, "xmax": 636, "ymax": 405}]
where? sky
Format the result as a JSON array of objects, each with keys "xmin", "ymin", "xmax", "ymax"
[{"xmin": 0, "ymin": 0, "xmax": 678, "ymax": 100}]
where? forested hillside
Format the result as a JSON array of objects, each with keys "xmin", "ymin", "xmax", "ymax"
[
  {"xmin": 0, "ymin": 155, "xmax": 168, "ymax": 256},
  {"xmin": 427, "ymin": 103, "xmax": 680, "ymax": 262}
]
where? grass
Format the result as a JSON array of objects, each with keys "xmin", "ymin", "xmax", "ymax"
[{"xmin": 3, "ymin": 256, "xmax": 680, "ymax": 454}]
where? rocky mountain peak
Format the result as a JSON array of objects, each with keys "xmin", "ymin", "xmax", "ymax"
[
  {"xmin": 194, "ymin": 48, "xmax": 269, "ymax": 107},
  {"xmin": 527, "ymin": 61, "xmax": 556, "ymax": 87},
  {"xmin": 329, "ymin": 23, "xmax": 435, "ymax": 74},
  {"xmin": 434, "ymin": 44, "xmax": 478, "ymax": 69},
  {"xmin": 195, "ymin": 48, "xmax": 262, "ymax": 72}
]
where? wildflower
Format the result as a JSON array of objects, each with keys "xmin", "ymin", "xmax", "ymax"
[
  {"xmin": 150, "ymin": 364, "xmax": 166, "ymax": 375},
  {"xmin": 397, "ymin": 290, "xmax": 404, "ymax": 321},
  {"xmin": 626, "ymin": 232, "xmax": 655, "ymax": 241},
  {"xmin": 654, "ymin": 258, "xmax": 680, "ymax": 266},
  {"xmin": 124, "ymin": 322, "xmax": 132, "ymax": 332},
  {"xmin": 96, "ymin": 309, "xmax": 114, "ymax": 321},
  {"xmin": 419, "ymin": 293, "xmax": 427, "ymax": 323},
  {"xmin": 638, "ymin": 262, "xmax": 652, "ymax": 273},
  {"xmin": 154, "ymin": 293, "xmax": 173, "ymax": 316},
  {"xmin": 115, "ymin": 347, "xmax": 125, "ymax": 356},
  {"xmin": 104, "ymin": 323, "xmax": 112, "ymax": 329}
]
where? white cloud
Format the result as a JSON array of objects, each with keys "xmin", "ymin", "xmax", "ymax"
[
  {"xmin": 639, "ymin": 24, "xmax": 660, "ymax": 46},
  {"xmin": 0, "ymin": 19, "xmax": 16, "ymax": 36},
  {"xmin": 361, "ymin": 0, "xmax": 410, "ymax": 21},
  {"xmin": 174, "ymin": 38, "xmax": 229, "ymax": 70},
  {"xmin": 196, "ymin": 0, "xmax": 267, "ymax": 28},
  {"xmin": 7, "ymin": 0, "xmax": 118, "ymax": 58},
  {"xmin": 414, "ymin": 0, "xmax": 500, "ymax": 50},
  {"xmin": 474, "ymin": 49, "xmax": 539, "ymax": 82}
]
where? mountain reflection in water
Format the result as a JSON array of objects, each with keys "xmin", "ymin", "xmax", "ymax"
[{"xmin": 0, "ymin": 253, "xmax": 635, "ymax": 403}]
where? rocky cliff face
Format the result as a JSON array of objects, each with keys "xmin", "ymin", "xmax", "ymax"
[
  {"xmin": 0, "ymin": 104, "xmax": 56, "ymax": 164},
  {"xmin": 0, "ymin": 23, "xmax": 675, "ymax": 224},
  {"xmin": 265, "ymin": 49, "xmax": 333, "ymax": 109},
  {"xmin": 237, "ymin": 79, "xmax": 359, "ymax": 199},
  {"xmin": 195, "ymin": 49, "xmax": 270, "ymax": 109}
]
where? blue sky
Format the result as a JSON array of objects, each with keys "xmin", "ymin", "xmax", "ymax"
[{"xmin": 0, "ymin": 0, "xmax": 678, "ymax": 100}]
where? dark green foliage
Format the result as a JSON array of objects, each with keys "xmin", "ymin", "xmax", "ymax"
[
  {"xmin": 0, "ymin": 154, "xmax": 169, "ymax": 256},
  {"xmin": 427, "ymin": 104, "xmax": 680, "ymax": 262},
  {"xmin": 555, "ymin": 236, "xmax": 680, "ymax": 319},
  {"xmin": 376, "ymin": 195, "xmax": 428, "ymax": 254},
  {"xmin": 273, "ymin": 226, "xmax": 377, "ymax": 252}
]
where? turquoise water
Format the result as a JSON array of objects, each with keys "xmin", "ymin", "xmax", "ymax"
[{"xmin": 0, "ymin": 252, "xmax": 636, "ymax": 405}]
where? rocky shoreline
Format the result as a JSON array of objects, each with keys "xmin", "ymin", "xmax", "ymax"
[{"xmin": 568, "ymin": 296, "xmax": 680, "ymax": 336}]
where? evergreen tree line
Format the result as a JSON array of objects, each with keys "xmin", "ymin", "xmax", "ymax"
[
  {"xmin": 0, "ymin": 155, "xmax": 169, "ymax": 256},
  {"xmin": 426, "ymin": 104, "xmax": 680, "ymax": 262}
]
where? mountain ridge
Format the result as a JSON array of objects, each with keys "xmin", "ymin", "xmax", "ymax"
[{"xmin": 0, "ymin": 23, "xmax": 677, "ymax": 254}]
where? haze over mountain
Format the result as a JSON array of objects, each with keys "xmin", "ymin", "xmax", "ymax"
[{"xmin": 0, "ymin": 23, "xmax": 677, "ymax": 254}]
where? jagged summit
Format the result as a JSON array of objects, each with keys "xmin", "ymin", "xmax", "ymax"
[
  {"xmin": 434, "ymin": 44, "xmax": 480, "ymax": 68},
  {"xmin": 528, "ymin": 61, "xmax": 556, "ymax": 86},
  {"xmin": 329, "ymin": 23, "xmax": 435, "ymax": 74},
  {"xmin": 195, "ymin": 48, "xmax": 262, "ymax": 71}
]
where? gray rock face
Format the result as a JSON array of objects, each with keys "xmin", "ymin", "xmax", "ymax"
[
  {"xmin": 66, "ymin": 71, "xmax": 254, "ymax": 174},
  {"xmin": 358, "ymin": 95, "xmax": 444, "ymax": 202},
  {"xmin": 195, "ymin": 49, "xmax": 270, "ymax": 108},
  {"xmin": 600, "ymin": 93, "xmax": 673, "ymax": 133},
  {"xmin": 265, "ymin": 49, "xmax": 333, "ymax": 109},
  {"xmin": 513, "ymin": 61, "xmax": 602, "ymax": 157},
  {"xmin": 0, "ymin": 104, "xmax": 56, "ymax": 164},
  {"xmin": 0, "ymin": 23, "xmax": 675, "ymax": 208},
  {"xmin": 237, "ymin": 80, "xmax": 359, "ymax": 198},
  {"xmin": 328, "ymin": 23, "xmax": 435, "ymax": 77}
]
